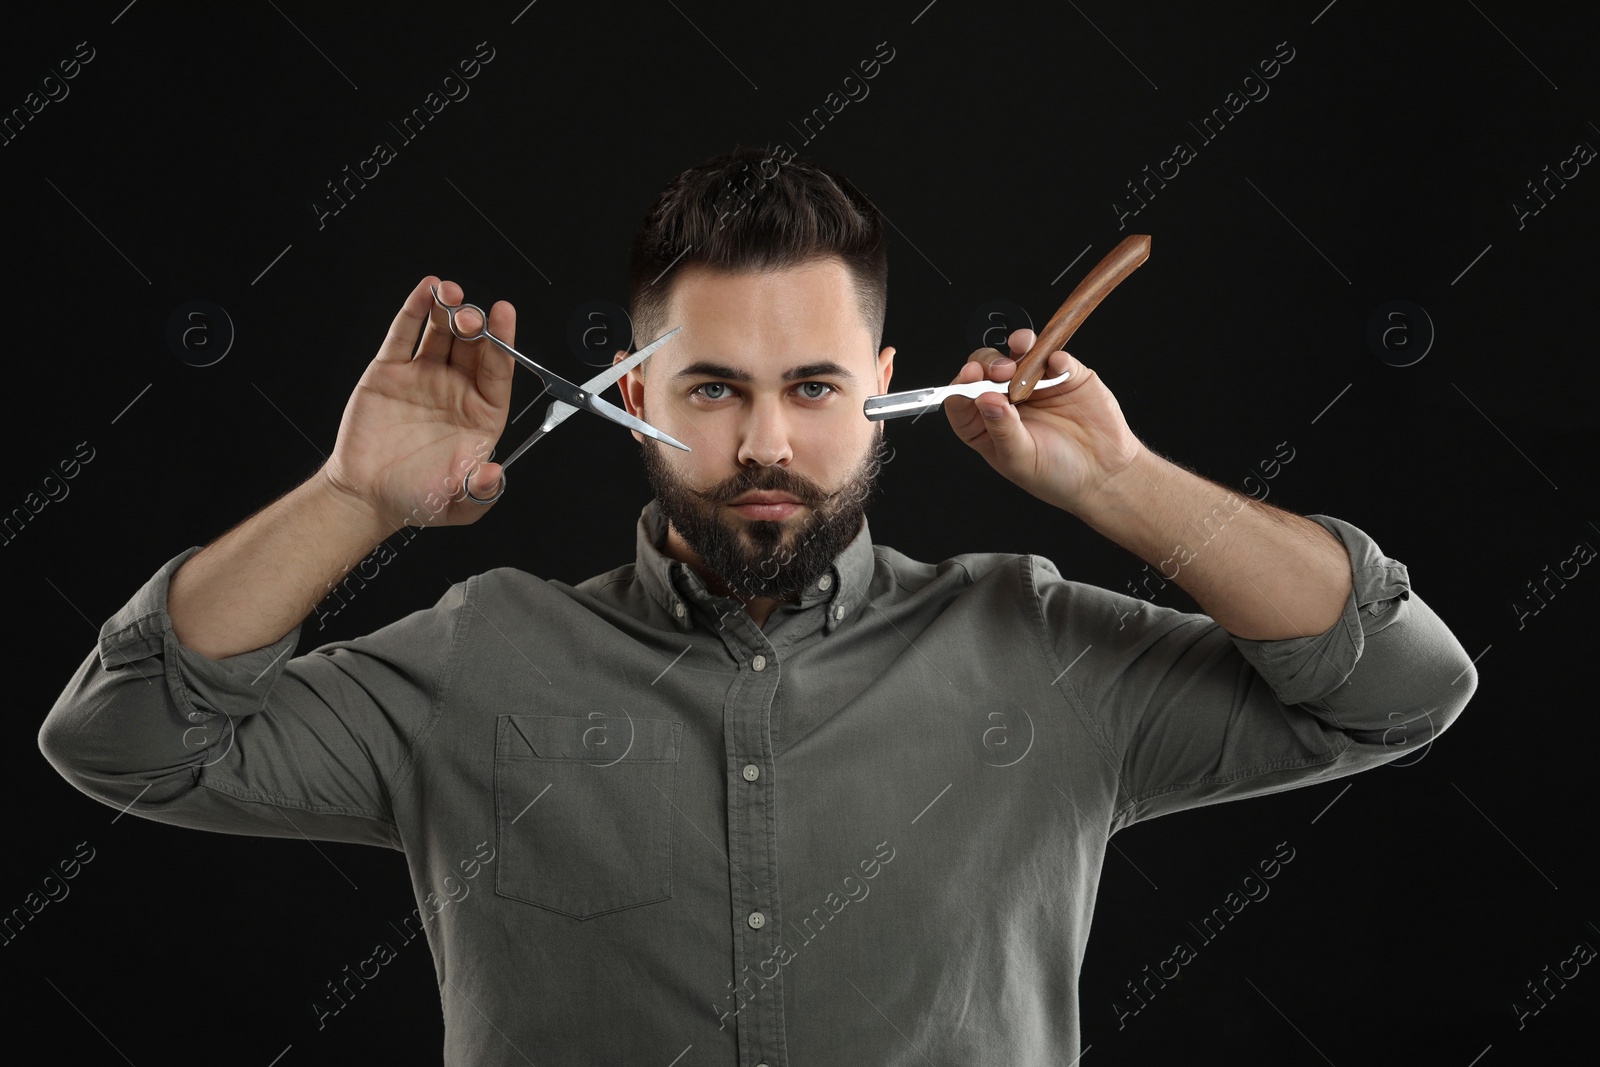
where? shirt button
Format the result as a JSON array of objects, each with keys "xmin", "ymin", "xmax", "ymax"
[
  {"xmin": 673, "ymin": 602, "xmax": 686, "ymax": 618},
  {"xmin": 818, "ymin": 574, "xmax": 832, "ymax": 590},
  {"xmin": 751, "ymin": 654, "xmax": 767, "ymax": 672},
  {"xmin": 742, "ymin": 764, "xmax": 760, "ymax": 782},
  {"xmin": 833, "ymin": 604, "xmax": 845, "ymax": 620},
  {"xmin": 748, "ymin": 911, "xmax": 766, "ymax": 929}
]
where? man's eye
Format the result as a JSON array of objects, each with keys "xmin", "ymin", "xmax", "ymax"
[{"xmin": 691, "ymin": 382, "xmax": 836, "ymax": 401}]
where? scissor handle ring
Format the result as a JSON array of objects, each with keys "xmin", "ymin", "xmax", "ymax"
[
  {"xmin": 430, "ymin": 284, "xmax": 492, "ymax": 342},
  {"xmin": 462, "ymin": 468, "xmax": 505, "ymax": 505}
]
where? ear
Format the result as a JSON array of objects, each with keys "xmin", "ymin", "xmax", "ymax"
[
  {"xmin": 613, "ymin": 348, "xmax": 645, "ymax": 445},
  {"xmin": 876, "ymin": 345, "xmax": 895, "ymax": 395}
]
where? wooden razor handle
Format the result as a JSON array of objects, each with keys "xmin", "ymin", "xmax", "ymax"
[{"xmin": 1007, "ymin": 234, "xmax": 1151, "ymax": 402}]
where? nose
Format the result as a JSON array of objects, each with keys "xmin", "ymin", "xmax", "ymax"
[{"xmin": 735, "ymin": 394, "xmax": 794, "ymax": 468}]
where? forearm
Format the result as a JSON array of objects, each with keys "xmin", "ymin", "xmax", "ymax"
[
  {"xmin": 1074, "ymin": 448, "xmax": 1350, "ymax": 640},
  {"xmin": 167, "ymin": 466, "xmax": 396, "ymax": 659}
]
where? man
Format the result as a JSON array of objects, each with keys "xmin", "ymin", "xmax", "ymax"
[{"xmin": 41, "ymin": 146, "xmax": 1476, "ymax": 1065}]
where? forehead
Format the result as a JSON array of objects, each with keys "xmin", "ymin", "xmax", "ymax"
[{"xmin": 660, "ymin": 257, "xmax": 872, "ymax": 364}]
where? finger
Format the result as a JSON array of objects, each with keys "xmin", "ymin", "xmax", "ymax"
[
  {"xmin": 1007, "ymin": 326, "xmax": 1077, "ymax": 400},
  {"xmin": 444, "ymin": 290, "xmax": 490, "ymax": 379},
  {"xmin": 940, "ymin": 351, "xmax": 1004, "ymax": 431},
  {"xmin": 947, "ymin": 349, "xmax": 1013, "ymax": 425},
  {"xmin": 1029, "ymin": 349, "xmax": 1082, "ymax": 399},
  {"xmin": 973, "ymin": 382, "xmax": 1026, "ymax": 450},
  {"xmin": 414, "ymin": 279, "xmax": 477, "ymax": 365},
  {"xmin": 375, "ymin": 276, "xmax": 443, "ymax": 364},
  {"xmin": 471, "ymin": 299, "xmax": 517, "ymax": 413},
  {"xmin": 964, "ymin": 347, "xmax": 1015, "ymax": 381},
  {"xmin": 971, "ymin": 346, "xmax": 1028, "ymax": 430},
  {"xmin": 944, "ymin": 356, "xmax": 1017, "ymax": 451}
]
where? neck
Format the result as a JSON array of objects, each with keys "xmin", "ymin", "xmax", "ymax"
[{"xmin": 662, "ymin": 522, "xmax": 789, "ymax": 629}]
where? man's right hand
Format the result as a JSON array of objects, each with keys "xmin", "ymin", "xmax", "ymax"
[{"xmin": 319, "ymin": 276, "xmax": 516, "ymax": 532}]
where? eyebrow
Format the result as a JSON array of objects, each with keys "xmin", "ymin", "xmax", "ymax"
[{"xmin": 670, "ymin": 360, "xmax": 860, "ymax": 384}]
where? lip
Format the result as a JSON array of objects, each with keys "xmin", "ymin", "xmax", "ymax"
[
  {"xmin": 729, "ymin": 492, "xmax": 801, "ymax": 505},
  {"xmin": 729, "ymin": 500, "xmax": 803, "ymax": 520}
]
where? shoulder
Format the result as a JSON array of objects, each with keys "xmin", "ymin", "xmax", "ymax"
[
  {"xmin": 450, "ymin": 564, "xmax": 554, "ymax": 611},
  {"xmin": 869, "ymin": 542, "xmax": 1044, "ymax": 603},
  {"xmin": 472, "ymin": 562, "xmax": 656, "ymax": 624}
]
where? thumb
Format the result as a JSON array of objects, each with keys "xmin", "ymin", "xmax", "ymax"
[
  {"xmin": 463, "ymin": 460, "xmax": 505, "ymax": 501},
  {"xmin": 975, "ymin": 393, "xmax": 1028, "ymax": 464}
]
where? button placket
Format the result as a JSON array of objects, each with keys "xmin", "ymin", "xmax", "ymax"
[{"xmin": 723, "ymin": 637, "xmax": 786, "ymax": 1064}]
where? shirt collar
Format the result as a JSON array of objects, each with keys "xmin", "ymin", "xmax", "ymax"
[{"xmin": 632, "ymin": 498, "xmax": 874, "ymax": 633}]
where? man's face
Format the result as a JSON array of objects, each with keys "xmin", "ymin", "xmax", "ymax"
[{"xmin": 616, "ymin": 256, "xmax": 895, "ymax": 602}]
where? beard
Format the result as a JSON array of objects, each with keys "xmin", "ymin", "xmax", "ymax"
[{"xmin": 639, "ymin": 423, "xmax": 889, "ymax": 603}]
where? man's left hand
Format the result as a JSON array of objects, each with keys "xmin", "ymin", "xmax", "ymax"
[{"xmin": 944, "ymin": 328, "xmax": 1146, "ymax": 515}]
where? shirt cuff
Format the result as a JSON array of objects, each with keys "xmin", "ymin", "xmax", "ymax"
[
  {"xmin": 96, "ymin": 546, "xmax": 305, "ymax": 723},
  {"xmin": 1226, "ymin": 514, "xmax": 1412, "ymax": 707}
]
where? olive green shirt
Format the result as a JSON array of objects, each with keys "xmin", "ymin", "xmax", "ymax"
[{"xmin": 40, "ymin": 500, "xmax": 1476, "ymax": 1065}]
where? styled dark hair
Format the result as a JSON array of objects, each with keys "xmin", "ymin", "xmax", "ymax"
[{"xmin": 625, "ymin": 144, "xmax": 888, "ymax": 365}]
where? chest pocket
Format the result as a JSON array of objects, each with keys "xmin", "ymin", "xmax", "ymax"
[{"xmin": 494, "ymin": 714, "xmax": 682, "ymax": 920}]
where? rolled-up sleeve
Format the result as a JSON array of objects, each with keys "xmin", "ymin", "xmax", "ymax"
[
  {"xmin": 39, "ymin": 546, "xmax": 468, "ymax": 849},
  {"xmin": 1032, "ymin": 514, "xmax": 1478, "ymax": 831}
]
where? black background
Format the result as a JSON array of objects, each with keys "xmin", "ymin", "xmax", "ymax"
[{"xmin": 5, "ymin": 1, "xmax": 1595, "ymax": 1063}]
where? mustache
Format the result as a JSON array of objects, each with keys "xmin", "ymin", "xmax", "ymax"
[
  {"xmin": 705, "ymin": 471, "xmax": 823, "ymax": 507},
  {"xmin": 694, "ymin": 428, "xmax": 889, "ymax": 509},
  {"xmin": 651, "ymin": 423, "xmax": 887, "ymax": 510}
]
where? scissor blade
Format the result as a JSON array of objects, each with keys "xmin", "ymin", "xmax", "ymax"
[
  {"xmin": 535, "ymin": 325, "xmax": 683, "ymax": 427},
  {"xmin": 527, "ymin": 325, "xmax": 683, "ymax": 441},
  {"xmin": 578, "ymin": 326, "xmax": 681, "ymax": 393},
  {"xmin": 575, "ymin": 392, "xmax": 692, "ymax": 451},
  {"xmin": 479, "ymin": 322, "xmax": 691, "ymax": 450},
  {"xmin": 566, "ymin": 327, "xmax": 689, "ymax": 448},
  {"xmin": 502, "ymin": 391, "xmax": 686, "ymax": 468}
]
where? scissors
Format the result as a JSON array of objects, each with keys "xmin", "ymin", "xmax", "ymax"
[
  {"xmin": 863, "ymin": 235, "xmax": 1151, "ymax": 421},
  {"xmin": 430, "ymin": 285, "xmax": 692, "ymax": 499}
]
